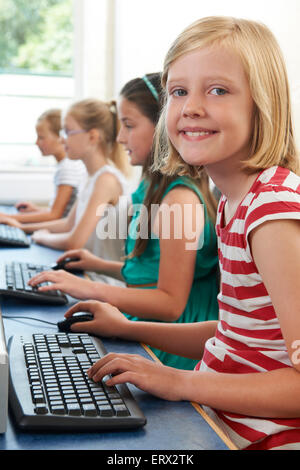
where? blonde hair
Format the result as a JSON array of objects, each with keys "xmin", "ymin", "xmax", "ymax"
[
  {"xmin": 154, "ymin": 16, "xmax": 299, "ymax": 177},
  {"xmin": 37, "ymin": 108, "xmax": 62, "ymax": 137},
  {"xmin": 67, "ymin": 98, "xmax": 132, "ymax": 177}
]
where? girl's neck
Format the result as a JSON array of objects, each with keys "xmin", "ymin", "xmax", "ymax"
[
  {"xmin": 83, "ymin": 150, "xmax": 108, "ymax": 177},
  {"xmin": 53, "ymin": 149, "xmax": 66, "ymax": 163},
  {"xmin": 205, "ymin": 160, "xmax": 260, "ymax": 225}
]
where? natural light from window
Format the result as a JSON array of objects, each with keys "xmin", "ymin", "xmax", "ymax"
[{"xmin": 0, "ymin": 0, "xmax": 74, "ymax": 169}]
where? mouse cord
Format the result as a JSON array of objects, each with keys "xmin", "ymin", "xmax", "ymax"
[{"xmin": 2, "ymin": 315, "xmax": 57, "ymax": 326}]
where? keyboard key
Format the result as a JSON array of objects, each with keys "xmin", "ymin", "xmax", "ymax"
[
  {"xmin": 83, "ymin": 404, "xmax": 98, "ymax": 416},
  {"xmin": 34, "ymin": 404, "xmax": 48, "ymax": 415},
  {"xmin": 67, "ymin": 404, "xmax": 81, "ymax": 416},
  {"xmin": 113, "ymin": 404, "xmax": 130, "ymax": 417}
]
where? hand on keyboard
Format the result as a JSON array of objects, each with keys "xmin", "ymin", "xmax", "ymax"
[
  {"xmin": 87, "ymin": 351, "xmax": 186, "ymax": 402},
  {"xmin": 0, "ymin": 214, "xmax": 22, "ymax": 228},
  {"xmin": 0, "ymin": 262, "xmax": 67, "ymax": 304},
  {"xmin": 28, "ymin": 269, "xmax": 97, "ymax": 300}
]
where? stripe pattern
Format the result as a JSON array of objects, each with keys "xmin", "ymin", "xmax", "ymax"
[{"xmin": 197, "ymin": 166, "xmax": 300, "ymax": 450}]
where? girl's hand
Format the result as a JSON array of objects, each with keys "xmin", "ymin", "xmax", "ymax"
[
  {"xmin": 15, "ymin": 201, "xmax": 39, "ymax": 212},
  {"xmin": 64, "ymin": 300, "xmax": 130, "ymax": 337},
  {"xmin": 0, "ymin": 214, "xmax": 21, "ymax": 228},
  {"xmin": 87, "ymin": 352, "xmax": 189, "ymax": 401},
  {"xmin": 28, "ymin": 269, "xmax": 96, "ymax": 299},
  {"xmin": 31, "ymin": 229, "xmax": 50, "ymax": 244},
  {"xmin": 56, "ymin": 248, "xmax": 105, "ymax": 272}
]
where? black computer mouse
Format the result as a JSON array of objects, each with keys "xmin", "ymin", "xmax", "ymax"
[
  {"xmin": 17, "ymin": 204, "xmax": 28, "ymax": 211},
  {"xmin": 57, "ymin": 312, "xmax": 94, "ymax": 332},
  {"xmin": 51, "ymin": 257, "xmax": 83, "ymax": 273}
]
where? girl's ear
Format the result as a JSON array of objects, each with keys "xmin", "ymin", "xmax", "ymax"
[{"xmin": 88, "ymin": 128, "xmax": 101, "ymax": 145}]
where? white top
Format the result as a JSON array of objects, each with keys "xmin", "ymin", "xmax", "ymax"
[
  {"xmin": 75, "ymin": 164, "xmax": 130, "ymax": 286},
  {"xmin": 49, "ymin": 158, "xmax": 87, "ymax": 216}
]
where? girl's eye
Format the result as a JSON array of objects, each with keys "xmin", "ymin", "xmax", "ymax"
[
  {"xmin": 210, "ymin": 88, "xmax": 227, "ymax": 96},
  {"xmin": 172, "ymin": 88, "xmax": 187, "ymax": 97}
]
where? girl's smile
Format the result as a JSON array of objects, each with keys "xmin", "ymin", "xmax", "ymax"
[
  {"xmin": 166, "ymin": 45, "xmax": 254, "ymax": 171},
  {"xmin": 180, "ymin": 127, "xmax": 218, "ymax": 141}
]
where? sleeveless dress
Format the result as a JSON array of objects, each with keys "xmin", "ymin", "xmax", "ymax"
[
  {"xmin": 75, "ymin": 164, "xmax": 130, "ymax": 286},
  {"xmin": 121, "ymin": 176, "xmax": 219, "ymax": 370}
]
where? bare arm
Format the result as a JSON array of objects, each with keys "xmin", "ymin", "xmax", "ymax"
[
  {"xmin": 20, "ymin": 202, "xmax": 77, "ymax": 234},
  {"xmin": 30, "ymin": 187, "xmax": 205, "ymax": 321},
  {"xmin": 98, "ymin": 187, "xmax": 204, "ymax": 320},
  {"xmin": 65, "ymin": 300, "xmax": 218, "ymax": 359},
  {"xmin": 11, "ymin": 185, "xmax": 74, "ymax": 224},
  {"xmin": 31, "ymin": 172, "xmax": 122, "ymax": 250},
  {"xmin": 87, "ymin": 219, "xmax": 300, "ymax": 418}
]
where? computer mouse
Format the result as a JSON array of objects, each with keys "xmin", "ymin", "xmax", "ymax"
[
  {"xmin": 51, "ymin": 257, "xmax": 83, "ymax": 273},
  {"xmin": 57, "ymin": 312, "xmax": 94, "ymax": 332},
  {"xmin": 17, "ymin": 204, "xmax": 28, "ymax": 211}
]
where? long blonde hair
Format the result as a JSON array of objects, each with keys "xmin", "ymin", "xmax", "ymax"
[
  {"xmin": 67, "ymin": 98, "xmax": 132, "ymax": 177},
  {"xmin": 154, "ymin": 16, "xmax": 299, "ymax": 177}
]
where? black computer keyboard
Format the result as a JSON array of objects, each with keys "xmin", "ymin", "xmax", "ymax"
[
  {"xmin": 0, "ymin": 224, "xmax": 30, "ymax": 247},
  {"xmin": 8, "ymin": 332, "xmax": 146, "ymax": 431},
  {"xmin": 0, "ymin": 262, "xmax": 68, "ymax": 305}
]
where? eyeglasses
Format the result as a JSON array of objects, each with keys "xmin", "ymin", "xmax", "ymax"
[{"xmin": 59, "ymin": 129, "xmax": 87, "ymax": 139}]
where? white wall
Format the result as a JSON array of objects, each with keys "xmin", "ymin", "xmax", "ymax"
[{"xmin": 0, "ymin": 170, "xmax": 54, "ymax": 205}]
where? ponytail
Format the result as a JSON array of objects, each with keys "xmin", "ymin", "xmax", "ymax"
[{"xmin": 67, "ymin": 98, "xmax": 132, "ymax": 178}]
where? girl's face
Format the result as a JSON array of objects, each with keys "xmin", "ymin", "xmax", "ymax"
[
  {"xmin": 35, "ymin": 120, "xmax": 61, "ymax": 156},
  {"xmin": 166, "ymin": 45, "xmax": 254, "ymax": 171},
  {"xmin": 117, "ymin": 97, "xmax": 155, "ymax": 166},
  {"xmin": 62, "ymin": 113, "xmax": 89, "ymax": 160}
]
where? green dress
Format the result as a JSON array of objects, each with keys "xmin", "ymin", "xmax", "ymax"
[{"xmin": 121, "ymin": 176, "xmax": 219, "ymax": 370}]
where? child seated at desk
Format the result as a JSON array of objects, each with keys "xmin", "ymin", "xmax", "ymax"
[
  {"xmin": 0, "ymin": 108, "xmax": 85, "ymax": 224},
  {"xmin": 29, "ymin": 73, "xmax": 220, "ymax": 371},
  {"xmin": 57, "ymin": 17, "xmax": 300, "ymax": 450},
  {"xmin": 7, "ymin": 99, "xmax": 132, "ymax": 269}
]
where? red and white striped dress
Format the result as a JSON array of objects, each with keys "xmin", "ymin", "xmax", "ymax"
[{"xmin": 196, "ymin": 166, "xmax": 300, "ymax": 450}]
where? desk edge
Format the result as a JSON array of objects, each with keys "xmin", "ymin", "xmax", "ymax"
[{"xmin": 140, "ymin": 343, "xmax": 238, "ymax": 451}]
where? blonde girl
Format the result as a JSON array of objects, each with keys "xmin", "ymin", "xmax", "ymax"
[
  {"xmin": 0, "ymin": 108, "xmax": 85, "ymax": 224},
  {"xmin": 61, "ymin": 17, "xmax": 300, "ymax": 450},
  {"xmin": 17, "ymin": 99, "xmax": 131, "ymax": 256}
]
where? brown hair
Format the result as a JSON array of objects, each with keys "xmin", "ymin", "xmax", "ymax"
[{"xmin": 120, "ymin": 73, "xmax": 217, "ymax": 258}]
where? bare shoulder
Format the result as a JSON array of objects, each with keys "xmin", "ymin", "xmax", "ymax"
[
  {"xmin": 94, "ymin": 171, "xmax": 121, "ymax": 189},
  {"xmin": 161, "ymin": 185, "xmax": 202, "ymax": 207}
]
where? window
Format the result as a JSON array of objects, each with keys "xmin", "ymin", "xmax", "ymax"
[{"xmin": 0, "ymin": 0, "xmax": 74, "ymax": 169}]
